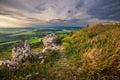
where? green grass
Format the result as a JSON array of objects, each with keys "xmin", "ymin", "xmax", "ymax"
[
  {"xmin": 0, "ymin": 42, "xmax": 13, "ymax": 60},
  {"xmin": 0, "ymin": 41, "xmax": 16, "ymax": 46},
  {"xmin": 62, "ymin": 23, "xmax": 120, "ymax": 80},
  {"xmin": 28, "ymin": 37, "xmax": 43, "ymax": 44},
  {"xmin": 57, "ymin": 30, "xmax": 74, "ymax": 34},
  {"xmin": 9, "ymin": 31, "xmax": 36, "ymax": 37}
]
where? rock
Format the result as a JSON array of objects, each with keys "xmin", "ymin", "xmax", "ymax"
[
  {"xmin": 32, "ymin": 52, "xmax": 43, "ymax": 58},
  {"xmin": 25, "ymin": 72, "xmax": 39, "ymax": 80},
  {"xmin": 34, "ymin": 72, "xmax": 39, "ymax": 75},
  {"xmin": 42, "ymin": 33, "xmax": 63, "ymax": 52},
  {"xmin": 0, "ymin": 61, "xmax": 4, "ymax": 66},
  {"xmin": 43, "ymin": 33, "xmax": 57, "ymax": 47},
  {"xmin": 12, "ymin": 40, "xmax": 32, "ymax": 62},
  {"xmin": 0, "ymin": 60, "xmax": 19, "ymax": 70},
  {"xmin": 40, "ymin": 59, "xmax": 45, "ymax": 64},
  {"xmin": 25, "ymin": 74, "xmax": 32, "ymax": 80},
  {"xmin": 38, "ymin": 56, "xmax": 43, "ymax": 59}
]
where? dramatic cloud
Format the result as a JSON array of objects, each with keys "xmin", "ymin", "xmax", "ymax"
[
  {"xmin": 88, "ymin": 0, "xmax": 120, "ymax": 21},
  {"xmin": 0, "ymin": 0, "xmax": 120, "ymax": 27}
]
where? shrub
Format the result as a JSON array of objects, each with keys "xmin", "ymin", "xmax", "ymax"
[{"xmin": 54, "ymin": 36, "xmax": 64, "ymax": 45}]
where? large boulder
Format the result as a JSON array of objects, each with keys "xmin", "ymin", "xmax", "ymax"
[
  {"xmin": 12, "ymin": 40, "xmax": 32, "ymax": 62},
  {"xmin": 42, "ymin": 33, "xmax": 63, "ymax": 52}
]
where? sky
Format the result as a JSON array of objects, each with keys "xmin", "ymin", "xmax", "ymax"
[{"xmin": 0, "ymin": 0, "xmax": 120, "ymax": 27}]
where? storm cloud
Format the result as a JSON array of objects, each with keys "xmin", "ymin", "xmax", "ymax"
[
  {"xmin": 88, "ymin": 0, "xmax": 120, "ymax": 21},
  {"xmin": 0, "ymin": 0, "xmax": 120, "ymax": 27}
]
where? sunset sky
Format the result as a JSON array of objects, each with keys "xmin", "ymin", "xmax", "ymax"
[{"xmin": 0, "ymin": 0, "xmax": 120, "ymax": 27}]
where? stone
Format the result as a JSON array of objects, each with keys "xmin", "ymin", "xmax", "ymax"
[
  {"xmin": 40, "ymin": 59, "xmax": 45, "ymax": 64},
  {"xmin": 25, "ymin": 74, "xmax": 32, "ymax": 80},
  {"xmin": 32, "ymin": 52, "xmax": 42, "ymax": 58},
  {"xmin": 12, "ymin": 40, "xmax": 32, "ymax": 62},
  {"xmin": 43, "ymin": 33, "xmax": 57, "ymax": 47},
  {"xmin": 0, "ymin": 60, "xmax": 19, "ymax": 69},
  {"xmin": 42, "ymin": 33, "xmax": 63, "ymax": 52},
  {"xmin": 0, "ymin": 61, "xmax": 3, "ymax": 66}
]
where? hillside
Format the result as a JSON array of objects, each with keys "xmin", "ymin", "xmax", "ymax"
[
  {"xmin": 0, "ymin": 23, "xmax": 120, "ymax": 80},
  {"xmin": 62, "ymin": 23, "xmax": 120, "ymax": 80}
]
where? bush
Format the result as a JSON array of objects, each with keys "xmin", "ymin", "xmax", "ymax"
[
  {"xmin": 54, "ymin": 36, "xmax": 64, "ymax": 45},
  {"xmin": 45, "ymin": 50, "xmax": 61, "ymax": 62}
]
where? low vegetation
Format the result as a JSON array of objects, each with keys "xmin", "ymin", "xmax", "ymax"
[
  {"xmin": 62, "ymin": 23, "xmax": 120, "ymax": 80},
  {"xmin": 0, "ymin": 23, "xmax": 120, "ymax": 80}
]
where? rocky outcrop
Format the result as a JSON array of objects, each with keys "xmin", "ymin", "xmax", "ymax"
[
  {"xmin": 12, "ymin": 40, "xmax": 32, "ymax": 62},
  {"xmin": 0, "ymin": 60, "xmax": 19, "ymax": 70},
  {"xmin": 42, "ymin": 33, "xmax": 63, "ymax": 52},
  {"xmin": 0, "ymin": 34, "xmax": 63, "ymax": 70},
  {"xmin": 0, "ymin": 39, "xmax": 47, "ymax": 69}
]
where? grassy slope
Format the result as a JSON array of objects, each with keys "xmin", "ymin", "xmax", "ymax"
[
  {"xmin": 0, "ymin": 23, "xmax": 120, "ymax": 80},
  {"xmin": 63, "ymin": 23, "xmax": 120, "ymax": 80}
]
